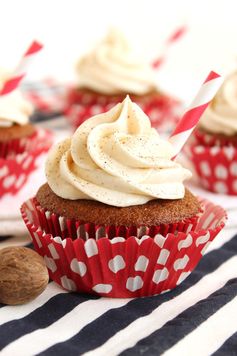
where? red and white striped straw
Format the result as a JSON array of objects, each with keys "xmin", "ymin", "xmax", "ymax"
[
  {"xmin": 169, "ymin": 71, "xmax": 223, "ymax": 157},
  {"xmin": 0, "ymin": 40, "xmax": 43, "ymax": 96},
  {"xmin": 152, "ymin": 26, "xmax": 187, "ymax": 69}
]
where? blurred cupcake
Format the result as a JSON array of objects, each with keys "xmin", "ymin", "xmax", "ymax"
[
  {"xmin": 0, "ymin": 68, "xmax": 53, "ymax": 197},
  {"xmin": 22, "ymin": 97, "xmax": 226, "ymax": 297},
  {"xmin": 65, "ymin": 29, "xmax": 181, "ymax": 131},
  {"xmin": 186, "ymin": 72, "xmax": 237, "ymax": 195}
]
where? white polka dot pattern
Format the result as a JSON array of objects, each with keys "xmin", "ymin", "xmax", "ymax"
[
  {"xmin": 0, "ymin": 165, "xmax": 9, "ymax": 178},
  {"xmin": 3, "ymin": 175, "xmax": 16, "ymax": 189},
  {"xmin": 186, "ymin": 138, "xmax": 237, "ymax": 195},
  {"xmin": 126, "ymin": 276, "xmax": 144, "ymax": 292},
  {"xmin": 157, "ymin": 249, "xmax": 170, "ymax": 265},
  {"xmin": 48, "ymin": 243, "xmax": 60, "ymax": 259},
  {"xmin": 44, "ymin": 256, "xmax": 57, "ymax": 273},
  {"xmin": 60, "ymin": 276, "xmax": 77, "ymax": 291},
  {"xmin": 173, "ymin": 255, "xmax": 189, "ymax": 271},
  {"xmin": 230, "ymin": 162, "xmax": 237, "ymax": 176},
  {"xmin": 196, "ymin": 232, "xmax": 210, "ymax": 247},
  {"xmin": 213, "ymin": 182, "xmax": 228, "ymax": 194},
  {"xmin": 134, "ymin": 256, "xmax": 149, "ymax": 272},
  {"xmin": 200, "ymin": 161, "xmax": 211, "ymax": 176},
  {"xmin": 108, "ymin": 255, "xmax": 126, "ymax": 273},
  {"xmin": 0, "ymin": 128, "xmax": 52, "ymax": 197},
  {"xmin": 84, "ymin": 239, "xmax": 98, "ymax": 257},
  {"xmin": 215, "ymin": 164, "xmax": 228, "ymax": 179},
  {"xmin": 70, "ymin": 259, "xmax": 87, "ymax": 277},
  {"xmin": 92, "ymin": 284, "xmax": 113, "ymax": 294},
  {"xmin": 178, "ymin": 234, "xmax": 193, "ymax": 251},
  {"xmin": 152, "ymin": 268, "xmax": 169, "ymax": 284},
  {"xmin": 21, "ymin": 197, "xmax": 227, "ymax": 298}
]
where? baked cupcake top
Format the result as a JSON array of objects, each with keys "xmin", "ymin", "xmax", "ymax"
[
  {"xmin": 199, "ymin": 72, "xmax": 237, "ymax": 136},
  {"xmin": 0, "ymin": 68, "xmax": 33, "ymax": 128},
  {"xmin": 46, "ymin": 96, "xmax": 191, "ymax": 207},
  {"xmin": 76, "ymin": 28, "xmax": 158, "ymax": 95}
]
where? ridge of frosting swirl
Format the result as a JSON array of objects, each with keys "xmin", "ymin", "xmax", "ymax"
[
  {"xmin": 76, "ymin": 28, "xmax": 157, "ymax": 95},
  {"xmin": 46, "ymin": 96, "xmax": 191, "ymax": 207},
  {"xmin": 199, "ymin": 72, "xmax": 237, "ymax": 136}
]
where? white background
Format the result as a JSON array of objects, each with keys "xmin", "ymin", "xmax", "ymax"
[{"xmin": 0, "ymin": 0, "xmax": 237, "ymax": 102}]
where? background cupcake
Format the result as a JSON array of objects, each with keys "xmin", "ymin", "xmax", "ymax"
[
  {"xmin": 186, "ymin": 72, "xmax": 237, "ymax": 195},
  {"xmin": 65, "ymin": 28, "xmax": 181, "ymax": 131},
  {"xmin": 0, "ymin": 67, "xmax": 53, "ymax": 197},
  {"xmin": 22, "ymin": 97, "xmax": 226, "ymax": 298}
]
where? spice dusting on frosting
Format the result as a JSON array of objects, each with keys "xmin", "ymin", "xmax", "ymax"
[{"xmin": 46, "ymin": 96, "xmax": 191, "ymax": 207}]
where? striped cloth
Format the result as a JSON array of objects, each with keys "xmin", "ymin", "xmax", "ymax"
[{"xmin": 0, "ymin": 226, "xmax": 237, "ymax": 355}]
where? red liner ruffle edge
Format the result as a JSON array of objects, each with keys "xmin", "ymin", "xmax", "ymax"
[
  {"xmin": 185, "ymin": 138, "xmax": 237, "ymax": 195},
  {"xmin": 194, "ymin": 128, "xmax": 237, "ymax": 148},
  {"xmin": 0, "ymin": 129, "xmax": 53, "ymax": 197},
  {"xmin": 0, "ymin": 130, "xmax": 40, "ymax": 158},
  {"xmin": 27, "ymin": 198, "xmax": 201, "ymax": 240},
  {"xmin": 65, "ymin": 89, "xmax": 182, "ymax": 131},
  {"xmin": 21, "ymin": 197, "xmax": 226, "ymax": 298}
]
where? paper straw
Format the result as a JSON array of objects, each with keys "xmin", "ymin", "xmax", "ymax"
[
  {"xmin": 152, "ymin": 26, "xmax": 187, "ymax": 69},
  {"xmin": 169, "ymin": 71, "xmax": 223, "ymax": 157},
  {"xmin": 0, "ymin": 40, "xmax": 43, "ymax": 96}
]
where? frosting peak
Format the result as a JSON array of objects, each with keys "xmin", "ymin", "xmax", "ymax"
[
  {"xmin": 76, "ymin": 29, "xmax": 157, "ymax": 95},
  {"xmin": 46, "ymin": 97, "xmax": 191, "ymax": 207},
  {"xmin": 199, "ymin": 72, "xmax": 237, "ymax": 135},
  {"xmin": 0, "ymin": 67, "xmax": 33, "ymax": 127}
]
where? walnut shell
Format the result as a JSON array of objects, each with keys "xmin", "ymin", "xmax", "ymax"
[{"xmin": 0, "ymin": 246, "xmax": 49, "ymax": 305}]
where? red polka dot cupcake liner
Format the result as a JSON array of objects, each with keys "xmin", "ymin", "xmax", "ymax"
[
  {"xmin": 194, "ymin": 128, "xmax": 237, "ymax": 148},
  {"xmin": 65, "ymin": 89, "xmax": 182, "ymax": 132},
  {"xmin": 21, "ymin": 197, "xmax": 226, "ymax": 298},
  {"xmin": 185, "ymin": 139, "xmax": 237, "ymax": 195},
  {"xmin": 0, "ymin": 129, "xmax": 53, "ymax": 197}
]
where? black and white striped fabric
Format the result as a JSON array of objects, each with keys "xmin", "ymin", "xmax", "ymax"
[{"xmin": 0, "ymin": 227, "xmax": 237, "ymax": 356}]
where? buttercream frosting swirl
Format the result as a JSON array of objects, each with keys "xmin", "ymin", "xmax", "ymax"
[
  {"xmin": 46, "ymin": 96, "xmax": 191, "ymax": 207},
  {"xmin": 0, "ymin": 68, "xmax": 33, "ymax": 128},
  {"xmin": 199, "ymin": 72, "xmax": 237, "ymax": 136},
  {"xmin": 76, "ymin": 29, "xmax": 157, "ymax": 95}
]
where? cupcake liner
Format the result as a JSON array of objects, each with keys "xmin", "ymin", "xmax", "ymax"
[
  {"xmin": 0, "ymin": 129, "xmax": 52, "ymax": 197},
  {"xmin": 0, "ymin": 130, "xmax": 38, "ymax": 159},
  {"xmin": 194, "ymin": 128, "xmax": 237, "ymax": 148},
  {"xmin": 23, "ymin": 197, "xmax": 201, "ymax": 241},
  {"xmin": 185, "ymin": 139, "xmax": 237, "ymax": 195},
  {"xmin": 65, "ymin": 89, "xmax": 181, "ymax": 131},
  {"xmin": 21, "ymin": 197, "xmax": 226, "ymax": 298}
]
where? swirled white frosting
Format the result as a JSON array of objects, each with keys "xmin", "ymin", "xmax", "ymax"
[
  {"xmin": 46, "ymin": 96, "xmax": 191, "ymax": 207},
  {"xmin": 199, "ymin": 72, "xmax": 237, "ymax": 135},
  {"xmin": 76, "ymin": 29, "xmax": 157, "ymax": 95},
  {"xmin": 0, "ymin": 68, "xmax": 33, "ymax": 128}
]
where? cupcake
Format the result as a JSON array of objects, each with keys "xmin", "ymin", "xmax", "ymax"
[
  {"xmin": 186, "ymin": 72, "xmax": 237, "ymax": 195},
  {"xmin": 0, "ymin": 68, "xmax": 53, "ymax": 197},
  {"xmin": 21, "ymin": 97, "xmax": 226, "ymax": 297},
  {"xmin": 65, "ymin": 29, "xmax": 181, "ymax": 131}
]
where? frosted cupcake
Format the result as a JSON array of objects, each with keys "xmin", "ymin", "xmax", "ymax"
[
  {"xmin": 0, "ymin": 68, "xmax": 52, "ymax": 196},
  {"xmin": 66, "ymin": 29, "xmax": 180, "ymax": 131},
  {"xmin": 22, "ymin": 97, "xmax": 226, "ymax": 297},
  {"xmin": 186, "ymin": 72, "xmax": 237, "ymax": 195}
]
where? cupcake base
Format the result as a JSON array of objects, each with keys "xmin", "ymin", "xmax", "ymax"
[{"xmin": 21, "ymin": 197, "xmax": 226, "ymax": 298}]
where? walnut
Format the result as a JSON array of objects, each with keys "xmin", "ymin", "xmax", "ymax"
[{"xmin": 0, "ymin": 246, "xmax": 49, "ymax": 305}]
